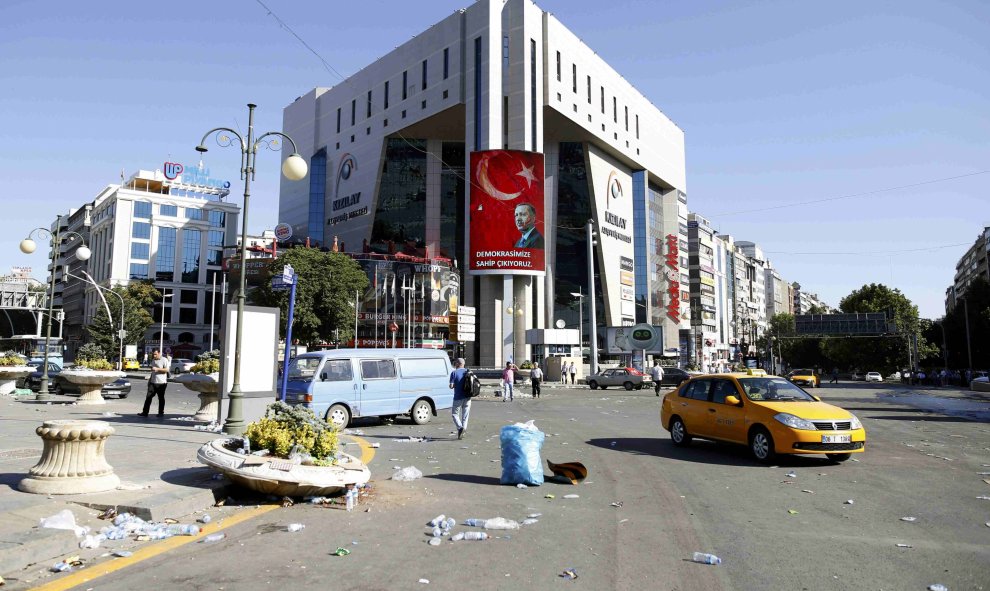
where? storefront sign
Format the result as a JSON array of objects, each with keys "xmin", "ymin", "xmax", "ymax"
[{"xmin": 664, "ymin": 234, "xmax": 681, "ymax": 322}]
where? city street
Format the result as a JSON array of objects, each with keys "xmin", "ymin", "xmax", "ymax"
[{"xmin": 11, "ymin": 381, "xmax": 989, "ymax": 591}]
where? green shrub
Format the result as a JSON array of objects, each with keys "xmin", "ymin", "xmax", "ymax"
[
  {"xmin": 76, "ymin": 343, "xmax": 107, "ymax": 362},
  {"xmin": 192, "ymin": 358, "xmax": 220, "ymax": 374},
  {"xmin": 78, "ymin": 358, "xmax": 114, "ymax": 371},
  {"xmin": 519, "ymin": 360, "xmax": 534, "ymax": 369},
  {"xmin": 0, "ymin": 352, "xmax": 27, "ymax": 367},
  {"xmin": 244, "ymin": 402, "xmax": 339, "ymax": 465}
]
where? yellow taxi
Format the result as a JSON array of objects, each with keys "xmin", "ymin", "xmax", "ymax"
[
  {"xmin": 122, "ymin": 358, "xmax": 140, "ymax": 371},
  {"xmin": 660, "ymin": 369, "xmax": 865, "ymax": 463},
  {"xmin": 786, "ymin": 368, "xmax": 820, "ymax": 388}
]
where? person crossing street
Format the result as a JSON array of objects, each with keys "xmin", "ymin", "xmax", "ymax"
[{"xmin": 650, "ymin": 361, "xmax": 664, "ymax": 396}]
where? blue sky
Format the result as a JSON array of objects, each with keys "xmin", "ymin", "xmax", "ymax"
[{"xmin": 2, "ymin": 0, "xmax": 987, "ymax": 319}]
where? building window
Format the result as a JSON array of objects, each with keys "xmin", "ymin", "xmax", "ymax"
[
  {"xmin": 208, "ymin": 210, "xmax": 225, "ymax": 228},
  {"xmin": 556, "ymin": 51, "xmax": 561, "ymax": 81},
  {"xmin": 159, "ymin": 204, "xmax": 177, "ymax": 217},
  {"xmin": 366, "ymin": 90, "xmax": 372, "ymax": 118},
  {"xmin": 530, "ymin": 38, "xmax": 537, "ymax": 153},
  {"xmin": 129, "ymin": 263, "xmax": 148, "ymax": 280},
  {"xmin": 402, "ymin": 70, "xmax": 408, "ymax": 99},
  {"xmin": 613, "ymin": 96, "xmax": 617, "ymax": 123},
  {"xmin": 636, "ymin": 114, "xmax": 639, "ymax": 139},
  {"xmin": 185, "ymin": 207, "xmax": 202, "ymax": 220},
  {"xmin": 502, "ymin": 35, "xmax": 509, "ymax": 69},
  {"xmin": 443, "ymin": 47, "xmax": 449, "ymax": 79},
  {"xmin": 132, "ymin": 222, "xmax": 151, "ymax": 240},
  {"xmin": 178, "ymin": 307, "xmax": 197, "ymax": 324},
  {"xmin": 351, "ymin": 99, "xmax": 356, "ymax": 126},
  {"xmin": 572, "ymin": 63, "xmax": 577, "ymax": 93},
  {"xmin": 600, "ymin": 86, "xmax": 605, "ymax": 114},
  {"xmin": 474, "ymin": 37, "xmax": 482, "ymax": 151},
  {"xmin": 180, "ymin": 289, "xmax": 198, "ymax": 304},
  {"xmin": 207, "ymin": 249, "xmax": 222, "ymax": 266},
  {"xmin": 421, "ymin": 59, "xmax": 428, "ymax": 90},
  {"xmin": 181, "ymin": 229, "xmax": 201, "ymax": 283},
  {"xmin": 155, "ymin": 227, "xmax": 176, "ymax": 281},
  {"xmin": 336, "ymin": 107, "xmax": 341, "ymax": 133},
  {"xmin": 625, "ymin": 106, "xmax": 629, "ymax": 131},
  {"xmin": 134, "ymin": 201, "xmax": 151, "ymax": 219},
  {"xmin": 587, "ymin": 75, "xmax": 591, "ymax": 104},
  {"xmin": 207, "ymin": 229, "xmax": 224, "ymax": 248},
  {"xmin": 131, "ymin": 242, "xmax": 149, "ymax": 259},
  {"xmin": 308, "ymin": 149, "xmax": 326, "ymax": 245},
  {"xmin": 384, "ymin": 81, "xmax": 389, "ymax": 109}
]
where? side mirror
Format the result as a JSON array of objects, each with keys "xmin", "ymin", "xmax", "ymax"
[
  {"xmin": 812, "ymin": 395, "xmax": 821, "ymax": 402},
  {"xmin": 320, "ymin": 372, "xmax": 328, "ymax": 381},
  {"xmin": 724, "ymin": 395, "xmax": 741, "ymax": 406}
]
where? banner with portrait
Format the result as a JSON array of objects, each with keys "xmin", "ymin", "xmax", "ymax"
[{"xmin": 468, "ymin": 150, "xmax": 545, "ymax": 275}]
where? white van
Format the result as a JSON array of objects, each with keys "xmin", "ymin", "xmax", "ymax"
[{"xmin": 282, "ymin": 349, "xmax": 454, "ymax": 428}]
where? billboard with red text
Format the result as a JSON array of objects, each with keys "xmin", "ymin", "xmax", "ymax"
[{"xmin": 468, "ymin": 150, "xmax": 545, "ymax": 275}]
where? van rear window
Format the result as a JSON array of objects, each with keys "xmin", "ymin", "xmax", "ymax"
[{"xmin": 399, "ymin": 358, "xmax": 448, "ymax": 378}]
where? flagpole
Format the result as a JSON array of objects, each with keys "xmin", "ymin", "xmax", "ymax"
[
  {"xmin": 374, "ymin": 267, "xmax": 379, "ymax": 348},
  {"xmin": 384, "ymin": 271, "xmax": 389, "ymax": 349},
  {"xmin": 354, "ymin": 290, "xmax": 359, "ymax": 348}
]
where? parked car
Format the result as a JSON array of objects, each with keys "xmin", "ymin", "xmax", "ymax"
[
  {"xmin": 971, "ymin": 376, "xmax": 990, "ymax": 393},
  {"xmin": 850, "ymin": 372, "xmax": 865, "ymax": 381},
  {"xmin": 169, "ymin": 358, "xmax": 195, "ymax": 375},
  {"xmin": 123, "ymin": 358, "xmax": 140, "ymax": 371},
  {"xmin": 53, "ymin": 375, "xmax": 131, "ymax": 399},
  {"xmin": 587, "ymin": 367, "xmax": 647, "ymax": 391},
  {"xmin": 660, "ymin": 370, "xmax": 866, "ymax": 463},
  {"xmin": 24, "ymin": 362, "xmax": 64, "ymax": 392},
  {"xmin": 786, "ymin": 368, "xmax": 820, "ymax": 388},
  {"xmin": 865, "ymin": 372, "xmax": 883, "ymax": 383},
  {"xmin": 654, "ymin": 367, "xmax": 692, "ymax": 388}
]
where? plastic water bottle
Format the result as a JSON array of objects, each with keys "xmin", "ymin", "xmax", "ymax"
[
  {"xmin": 692, "ymin": 552, "xmax": 721, "ymax": 565},
  {"xmin": 286, "ymin": 523, "xmax": 305, "ymax": 532},
  {"xmin": 202, "ymin": 533, "xmax": 226, "ymax": 543},
  {"xmin": 198, "ymin": 514, "xmax": 212, "ymax": 524},
  {"xmin": 431, "ymin": 526, "xmax": 443, "ymax": 538},
  {"xmin": 428, "ymin": 514, "xmax": 446, "ymax": 527},
  {"xmin": 441, "ymin": 518, "xmax": 456, "ymax": 532},
  {"xmin": 166, "ymin": 524, "xmax": 201, "ymax": 536},
  {"xmin": 51, "ymin": 561, "xmax": 71, "ymax": 572},
  {"xmin": 463, "ymin": 532, "xmax": 489, "ymax": 541},
  {"xmin": 345, "ymin": 490, "xmax": 355, "ymax": 512},
  {"xmin": 464, "ymin": 518, "xmax": 485, "ymax": 527}
]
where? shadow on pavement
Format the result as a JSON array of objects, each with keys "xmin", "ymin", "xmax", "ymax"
[
  {"xmin": 866, "ymin": 414, "xmax": 985, "ymax": 423},
  {"xmin": 0, "ymin": 472, "xmax": 28, "ymax": 492},
  {"xmin": 426, "ymin": 473, "xmax": 502, "ymax": 486},
  {"xmin": 586, "ymin": 437, "xmax": 846, "ymax": 468}
]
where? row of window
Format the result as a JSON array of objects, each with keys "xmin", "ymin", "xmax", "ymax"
[
  {"xmin": 134, "ymin": 201, "xmax": 226, "ymax": 227},
  {"xmin": 129, "ymin": 227, "xmax": 224, "ymax": 282},
  {"xmin": 335, "ymin": 47, "xmax": 452, "ymax": 134},
  {"xmin": 555, "ymin": 51, "xmax": 640, "ymax": 139}
]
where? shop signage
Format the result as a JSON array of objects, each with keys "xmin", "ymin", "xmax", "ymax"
[{"xmin": 664, "ymin": 234, "xmax": 681, "ymax": 322}]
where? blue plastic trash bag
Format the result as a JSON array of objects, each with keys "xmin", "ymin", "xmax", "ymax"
[{"xmin": 500, "ymin": 421, "xmax": 545, "ymax": 486}]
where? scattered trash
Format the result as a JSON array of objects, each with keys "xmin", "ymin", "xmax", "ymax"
[
  {"xmin": 547, "ymin": 460, "xmax": 588, "ymax": 485},
  {"xmin": 928, "ymin": 585, "xmax": 948, "ymax": 591},
  {"xmin": 559, "ymin": 568, "xmax": 579, "ymax": 579},
  {"xmin": 98, "ymin": 507, "xmax": 118, "ymax": 520},
  {"xmin": 202, "ymin": 533, "xmax": 226, "ymax": 543},
  {"xmin": 51, "ymin": 562, "xmax": 72, "ymax": 573},
  {"xmin": 975, "ymin": 495, "xmax": 990, "ymax": 501},
  {"xmin": 895, "ymin": 543, "xmax": 913, "ymax": 548},
  {"xmin": 101, "ymin": 411, "xmax": 119, "ymax": 417},
  {"xmin": 521, "ymin": 518, "xmax": 539, "ymax": 525},
  {"xmin": 544, "ymin": 494, "xmax": 555, "ymax": 499},
  {"xmin": 428, "ymin": 537, "xmax": 442, "ymax": 546},
  {"xmin": 785, "ymin": 471, "xmax": 797, "ymax": 478},
  {"xmin": 482, "ymin": 517, "xmax": 520, "ymax": 530},
  {"xmin": 844, "ymin": 499, "xmax": 855, "ymax": 505},
  {"xmin": 562, "ymin": 494, "xmax": 579, "ymax": 499},
  {"xmin": 79, "ymin": 534, "xmax": 104, "ymax": 549},
  {"xmin": 392, "ymin": 466, "xmax": 423, "ymax": 481},
  {"xmin": 500, "ymin": 420, "xmax": 546, "ymax": 486},
  {"xmin": 40, "ymin": 509, "xmax": 88, "ymax": 537},
  {"xmin": 194, "ymin": 422, "xmax": 223, "ymax": 433},
  {"xmin": 516, "ymin": 483, "xmax": 528, "ymax": 489},
  {"xmin": 528, "ymin": 513, "xmax": 542, "ymax": 518},
  {"xmin": 801, "ymin": 490, "xmax": 815, "ymax": 494},
  {"xmin": 333, "ymin": 547, "xmax": 351, "ymax": 556},
  {"xmin": 900, "ymin": 516, "xmax": 917, "ymax": 522},
  {"xmin": 787, "ymin": 509, "xmax": 798, "ymax": 515},
  {"xmin": 691, "ymin": 552, "xmax": 722, "ymax": 565},
  {"xmin": 428, "ymin": 515, "xmax": 446, "ymax": 527},
  {"xmin": 112, "ymin": 550, "xmax": 133, "ymax": 557},
  {"xmin": 610, "ymin": 502, "xmax": 623, "ymax": 508},
  {"xmin": 281, "ymin": 496, "xmax": 295, "ymax": 507},
  {"xmin": 418, "ymin": 579, "xmax": 430, "ymax": 584},
  {"xmin": 370, "ymin": 443, "xmax": 380, "ymax": 448},
  {"xmin": 198, "ymin": 514, "xmax": 212, "ymax": 524},
  {"xmin": 286, "ymin": 523, "xmax": 305, "ymax": 532}
]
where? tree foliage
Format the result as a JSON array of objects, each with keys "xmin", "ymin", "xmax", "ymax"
[
  {"xmin": 86, "ymin": 282, "xmax": 161, "ymax": 359},
  {"xmin": 820, "ymin": 283, "xmax": 918, "ymax": 374},
  {"xmin": 250, "ymin": 249, "xmax": 369, "ymax": 346},
  {"xmin": 939, "ymin": 276, "xmax": 990, "ymax": 370}
]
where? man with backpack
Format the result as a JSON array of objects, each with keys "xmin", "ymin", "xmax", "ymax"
[{"xmin": 449, "ymin": 358, "xmax": 472, "ymax": 439}]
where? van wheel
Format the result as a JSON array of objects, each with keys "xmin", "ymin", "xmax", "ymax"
[
  {"xmin": 588, "ymin": 381, "xmax": 599, "ymax": 390},
  {"xmin": 410, "ymin": 400, "xmax": 432, "ymax": 425},
  {"xmin": 623, "ymin": 381, "xmax": 634, "ymax": 391},
  {"xmin": 326, "ymin": 404, "xmax": 350, "ymax": 429}
]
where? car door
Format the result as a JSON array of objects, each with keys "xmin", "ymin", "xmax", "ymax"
[
  {"xmin": 312, "ymin": 358, "xmax": 358, "ymax": 417},
  {"xmin": 707, "ymin": 378, "xmax": 748, "ymax": 444},
  {"xmin": 673, "ymin": 379, "xmax": 713, "ymax": 436}
]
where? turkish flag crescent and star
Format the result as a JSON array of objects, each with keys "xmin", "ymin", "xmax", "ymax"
[{"xmin": 468, "ymin": 149, "xmax": 545, "ymax": 274}]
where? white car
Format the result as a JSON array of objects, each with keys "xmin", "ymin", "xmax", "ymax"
[
  {"xmin": 169, "ymin": 358, "xmax": 195, "ymax": 375},
  {"xmin": 865, "ymin": 372, "xmax": 883, "ymax": 383}
]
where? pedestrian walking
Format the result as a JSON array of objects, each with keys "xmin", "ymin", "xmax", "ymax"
[
  {"xmin": 830, "ymin": 368, "xmax": 839, "ymax": 384},
  {"xmin": 530, "ymin": 362, "xmax": 543, "ymax": 398},
  {"xmin": 569, "ymin": 361, "xmax": 577, "ymax": 384},
  {"xmin": 448, "ymin": 358, "xmax": 471, "ymax": 439},
  {"xmin": 139, "ymin": 349, "xmax": 169, "ymax": 418},
  {"xmin": 502, "ymin": 361, "xmax": 517, "ymax": 402},
  {"xmin": 650, "ymin": 361, "xmax": 664, "ymax": 396}
]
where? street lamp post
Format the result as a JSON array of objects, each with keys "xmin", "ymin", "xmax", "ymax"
[
  {"xmin": 19, "ymin": 218, "xmax": 91, "ymax": 401},
  {"xmin": 196, "ymin": 104, "xmax": 308, "ymax": 436},
  {"xmin": 586, "ymin": 219, "xmax": 598, "ymax": 375},
  {"xmin": 66, "ymin": 270, "xmax": 125, "ymax": 370},
  {"xmin": 158, "ymin": 290, "xmax": 172, "ymax": 356},
  {"xmin": 570, "ymin": 289, "xmax": 585, "ymax": 356}
]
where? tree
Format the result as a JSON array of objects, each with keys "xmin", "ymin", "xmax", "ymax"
[
  {"xmin": 942, "ymin": 276, "xmax": 990, "ymax": 370},
  {"xmin": 251, "ymin": 249, "xmax": 369, "ymax": 346},
  {"xmin": 86, "ymin": 282, "xmax": 161, "ymax": 360},
  {"xmin": 820, "ymin": 283, "xmax": 919, "ymax": 374}
]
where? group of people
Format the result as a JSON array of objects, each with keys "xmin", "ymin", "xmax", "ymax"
[
  {"xmin": 903, "ymin": 368, "xmax": 978, "ymax": 387},
  {"xmin": 558, "ymin": 361, "xmax": 578, "ymax": 384}
]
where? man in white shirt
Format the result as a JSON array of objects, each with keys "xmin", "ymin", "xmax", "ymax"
[
  {"xmin": 650, "ymin": 361, "xmax": 664, "ymax": 396},
  {"xmin": 530, "ymin": 362, "xmax": 544, "ymax": 398}
]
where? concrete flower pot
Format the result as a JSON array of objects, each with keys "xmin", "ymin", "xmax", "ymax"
[
  {"xmin": 173, "ymin": 372, "xmax": 221, "ymax": 421},
  {"xmin": 58, "ymin": 369, "xmax": 125, "ymax": 405},
  {"xmin": 19, "ymin": 419, "xmax": 120, "ymax": 494},
  {"xmin": 0, "ymin": 366, "xmax": 34, "ymax": 395},
  {"xmin": 197, "ymin": 438, "xmax": 371, "ymax": 498}
]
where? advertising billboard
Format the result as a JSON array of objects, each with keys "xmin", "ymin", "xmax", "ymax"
[{"xmin": 468, "ymin": 150, "xmax": 545, "ymax": 275}]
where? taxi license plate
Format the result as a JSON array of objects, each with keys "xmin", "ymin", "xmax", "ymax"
[{"xmin": 822, "ymin": 435, "xmax": 851, "ymax": 444}]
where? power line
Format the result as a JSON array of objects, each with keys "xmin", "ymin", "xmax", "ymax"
[
  {"xmin": 254, "ymin": 0, "xmax": 347, "ymax": 82},
  {"xmin": 765, "ymin": 242, "xmax": 972, "ymax": 256},
  {"xmin": 709, "ymin": 170, "xmax": 990, "ymax": 217}
]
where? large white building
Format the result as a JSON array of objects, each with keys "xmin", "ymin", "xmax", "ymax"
[
  {"xmin": 279, "ymin": 0, "xmax": 688, "ymax": 366},
  {"xmin": 53, "ymin": 165, "xmax": 240, "ymax": 360}
]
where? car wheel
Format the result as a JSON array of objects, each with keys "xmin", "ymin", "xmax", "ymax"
[
  {"xmin": 827, "ymin": 453, "xmax": 851, "ymax": 463},
  {"xmin": 118, "ymin": 392, "xmax": 129, "ymax": 399},
  {"xmin": 325, "ymin": 404, "xmax": 351, "ymax": 429},
  {"xmin": 410, "ymin": 400, "xmax": 432, "ymax": 425},
  {"xmin": 669, "ymin": 416, "xmax": 692, "ymax": 446},
  {"xmin": 54, "ymin": 384, "xmax": 63, "ymax": 396},
  {"xmin": 588, "ymin": 381, "xmax": 599, "ymax": 390},
  {"xmin": 624, "ymin": 381, "xmax": 634, "ymax": 391},
  {"xmin": 749, "ymin": 427, "xmax": 776, "ymax": 463}
]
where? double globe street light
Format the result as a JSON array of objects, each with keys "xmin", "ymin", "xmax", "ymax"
[
  {"xmin": 20, "ymin": 219, "xmax": 91, "ymax": 400},
  {"xmin": 196, "ymin": 103, "xmax": 307, "ymax": 436}
]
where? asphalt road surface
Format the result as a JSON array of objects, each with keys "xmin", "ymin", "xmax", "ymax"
[{"xmin": 32, "ymin": 382, "xmax": 990, "ymax": 590}]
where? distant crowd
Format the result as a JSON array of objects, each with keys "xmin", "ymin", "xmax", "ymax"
[{"xmin": 901, "ymin": 368, "xmax": 983, "ymax": 388}]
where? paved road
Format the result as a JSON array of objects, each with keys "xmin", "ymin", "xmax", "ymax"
[{"xmin": 17, "ymin": 382, "xmax": 990, "ymax": 590}]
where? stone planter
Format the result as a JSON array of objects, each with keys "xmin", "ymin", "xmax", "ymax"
[
  {"xmin": 19, "ymin": 420, "xmax": 120, "ymax": 494},
  {"xmin": 0, "ymin": 366, "xmax": 34, "ymax": 395},
  {"xmin": 197, "ymin": 438, "xmax": 371, "ymax": 498},
  {"xmin": 58, "ymin": 369, "xmax": 125, "ymax": 405},
  {"xmin": 173, "ymin": 373, "xmax": 221, "ymax": 422}
]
